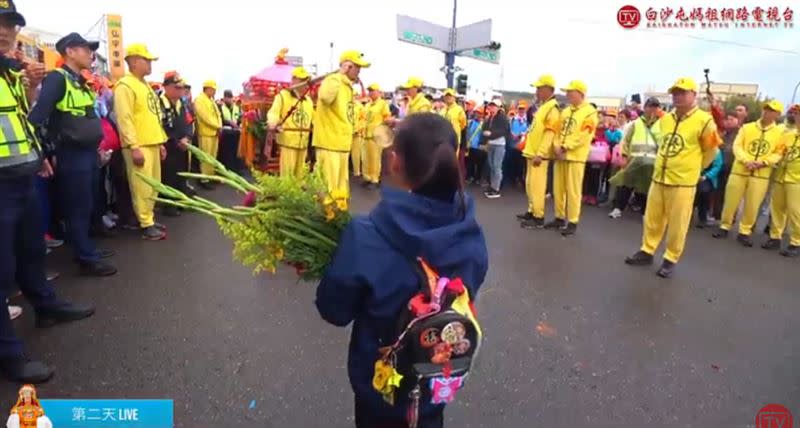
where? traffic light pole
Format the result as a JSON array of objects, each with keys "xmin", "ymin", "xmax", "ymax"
[{"xmin": 444, "ymin": 0, "xmax": 457, "ymax": 88}]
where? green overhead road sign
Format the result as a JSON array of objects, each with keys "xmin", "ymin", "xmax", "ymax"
[
  {"xmin": 396, "ymin": 15, "xmax": 452, "ymax": 52},
  {"xmin": 458, "ymin": 47, "xmax": 501, "ymax": 64}
]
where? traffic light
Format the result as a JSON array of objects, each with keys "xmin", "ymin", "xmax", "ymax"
[
  {"xmin": 456, "ymin": 74, "xmax": 468, "ymax": 95},
  {"xmin": 488, "ymin": 41, "xmax": 501, "ymax": 50}
]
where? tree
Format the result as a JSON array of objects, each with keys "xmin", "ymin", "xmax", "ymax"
[{"xmin": 721, "ymin": 95, "xmax": 768, "ymax": 122}]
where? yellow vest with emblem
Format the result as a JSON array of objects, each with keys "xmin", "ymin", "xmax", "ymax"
[
  {"xmin": 0, "ymin": 69, "xmax": 39, "ymax": 169},
  {"xmin": 54, "ymin": 68, "xmax": 95, "ymax": 117},
  {"xmin": 365, "ymin": 98, "xmax": 390, "ymax": 139},
  {"xmin": 773, "ymin": 129, "xmax": 800, "ymax": 184},
  {"xmin": 523, "ymin": 97, "xmax": 560, "ymax": 159},
  {"xmin": 627, "ymin": 117, "xmax": 660, "ymax": 159},
  {"xmin": 652, "ymin": 107, "xmax": 720, "ymax": 186},
  {"xmin": 312, "ymin": 72, "xmax": 354, "ymax": 152},
  {"xmin": 353, "ymin": 101, "xmax": 366, "ymax": 137},
  {"xmin": 407, "ymin": 93, "xmax": 432, "ymax": 115},
  {"xmin": 267, "ymin": 89, "xmax": 314, "ymax": 150},
  {"xmin": 554, "ymin": 102, "xmax": 598, "ymax": 162},
  {"xmin": 114, "ymin": 74, "xmax": 167, "ymax": 147},
  {"xmin": 730, "ymin": 121, "xmax": 785, "ymax": 179},
  {"xmin": 443, "ymin": 103, "xmax": 466, "ymax": 146}
]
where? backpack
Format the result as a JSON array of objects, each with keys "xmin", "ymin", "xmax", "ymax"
[
  {"xmin": 611, "ymin": 143, "xmax": 626, "ymax": 168},
  {"xmin": 372, "ymin": 258, "xmax": 482, "ymax": 428},
  {"xmin": 588, "ymin": 140, "xmax": 610, "ymax": 164}
]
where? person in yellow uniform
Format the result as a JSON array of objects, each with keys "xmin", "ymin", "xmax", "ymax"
[
  {"xmin": 762, "ymin": 105, "xmax": 800, "ymax": 257},
  {"xmin": 442, "ymin": 88, "xmax": 467, "ymax": 152},
  {"xmin": 400, "ymin": 77, "xmax": 431, "ymax": 115},
  {"xmin": 712, "ymin": 100, "xmax": 785, "ymax": 246},
  {"xmin": 351, "ymin": 97, "xmax": 367, "ymax": 179},
  {"xmin": 363, "ymin": 83, "xmax": 391, "ymax": 188},
  {"xmin": 626, "ymin": 77, "xmax": 721, "ymax": 278},
  {"xmin": 544, "ymin": 80, "xmax": 597, "ymax": 236},
  {"xmin": 312, "ymin": 50, "xmax": 370, "ymax": 197},
  {"xmin": 519, "ymin": 75, "xmax": 560, "ymax": 229},
  {"xmin": 193, "ymin": 80, "xmax": 222, "ymax": 187},
  {"xmin": 267, "ymin": 66, "xmax": 314, "ymax": 178},
  {"xmin": 113, "ymin": 43, "xmax": 169, "ymax": 241}
]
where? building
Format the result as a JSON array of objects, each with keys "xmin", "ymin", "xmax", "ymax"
[
  {"xmin": 17, "ymin": 27, "xmax": 60, "ymax": 69},
  {"xmin": 699, "ymin": 82, "xmax": 759, "ymax": 101}
]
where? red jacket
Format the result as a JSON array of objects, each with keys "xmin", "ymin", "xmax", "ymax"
[{"xmin": 98, "ymin": 118, "xmax": 121, "ymax": 152}]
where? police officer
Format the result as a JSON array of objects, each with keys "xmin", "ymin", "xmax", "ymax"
[
  {"xmin": 159, "ymin": 72, "xmax": 192, "ymax": 216},
  {"xmin": 0, "ymin": 0, "xmax": 95, "ymax": 383},
  {"xmin": 29, "ymin": 32, "xmax": 117, "ymax": 276},
  {"xmin": 219, "ymin": 89, "xmax": 241, "ymax": 172}
]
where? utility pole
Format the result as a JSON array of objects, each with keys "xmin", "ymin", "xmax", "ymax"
[
  {"xmin": 329, "ymin": 42, "xmax": 334, "ymax": 71},
  {"xmin": 443, "ymin": 0, "xmax": 457, "ymax": 88}
]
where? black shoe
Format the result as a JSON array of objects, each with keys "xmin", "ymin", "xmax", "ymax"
[
  {"xmin": 763, "ymin": 224, "xmax": 771, "ymax": 235},
  {"xmin": 0, "ymin": 356, "xmax": 54, "ymax": 383},
  {"xmin": 517, "ymin": 212, "xmax": 534, "ymax": 221},
  {"xmin": 46, "ymin": 270, "xmax": 60, "ymax": 282},
  {"xmin": 484, "ymin": 189, "xmax": 501, "ymax": 199},
  {"xmin": 761, "ymin": 238, "xmax": 781, "ymax": 251},
  {"xmin": 366, "ymin": 182, "xmax": 379, "ymax": 190},
  {"xmin": 521, "ymin": 217, "xmax": 545, "ymax": 230},
  {"xmin": 162, "ymin": 206, "xmax": 181, "ymax": 217},
  {"xmin": 543, "ymin": 218, "xmax": 566, "ymax": 230},
  {"xmin": 154, "ymin": 222, "xmax": 167, "ymax": 231},
  {"xmin": 712, "ymin": 228, "xmax": 729, "ymax": 239},
  {"xmin": 141, "ymin": 226, "xmax": 166, "ymax": 241},
  {"xmin": 199, "ymin": 180, "xmax": 214, "ymax": 190},
  {"xmin": 561, "ymin": 222, "xmax": 578, "ymax": 236},
  {"xmin": 35, "ymin": 302, "xmax": 95, "ymax": 328},
  {"xmin": 360, "ymin": 179, "xmax": 371, "ymax": 188},
  {"xmin": 186, "ymin": 183, "xmax": 198, "ymax": 197},
  {"xmin": 656, "ymin": 260, "xmax": 675, "ymax": 278},
  {"xmin": 625, "ymin": 250, "xmax": 654, "ymax": 266},
  {"xmin": 736, "ymin": 233, "xmax": 753, "ymax": 247},
  {"xmin": 96, "ymin": 248, "xmax": 115, "ymax": 259},
  {"xmin": 695, "ymin": 220, "xmax": 705, "ymax": 229},
  {"xmin": 780, "ymin": 245, "xmax": 799, "ymax": 257},
  {"xmin": 79, "ymin": 261, "xmax": 117, "ymax": 277}
]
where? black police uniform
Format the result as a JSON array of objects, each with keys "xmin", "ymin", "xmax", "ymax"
[{"xmin": 160, "ymin": 91, "xmax": 192, "ymax": 204}]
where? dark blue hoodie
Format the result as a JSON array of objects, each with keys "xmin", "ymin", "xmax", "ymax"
[{"xmin": 316, "ymin": 187, "xmax": 488, "ymax": 419}]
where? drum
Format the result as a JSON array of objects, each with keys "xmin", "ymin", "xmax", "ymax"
[{"xmin": 373, "ymin": 124, "xmax": 394, "ymax": 149}]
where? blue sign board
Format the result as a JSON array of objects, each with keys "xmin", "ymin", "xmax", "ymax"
[{"xmin": 39, "ymin": 399, "xmax": 173, "ymax": 428}]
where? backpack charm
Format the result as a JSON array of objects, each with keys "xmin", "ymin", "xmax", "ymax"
[
  {"xmin": 372, "ymin": 359, "xmax": 403, "ymax": 405},
  {"xmin": 430, "ymin": 375, "xmax": 466, "ymax": 404}
]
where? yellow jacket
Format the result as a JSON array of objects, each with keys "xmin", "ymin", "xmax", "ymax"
[
  {"xmin": 730, "ymin": 121, "xmax": 785, "ymax": 179},
  {"xmin": 652, "ymin": 107, "xmax": 721, "ymax": 186},
  {"xmin": 407, "ymin": 93, "xmax": 432, "ymax": 115},
  {"xmin": 113, "ymin": 74, "xmax": 167, "ymax": 148},
  {"xmin": 443, "ymin": 103, "xmax": 467, "ymax": 146},
  {"xmin": 554, "ymin": 102, "xmax": 597, "ymax": 162},
  {"xmin": 312, "ymin": 72, "xmax": 354, "ymax": 152},
  {"xmin": 353, "ymin": 102, "xmax": 367, "ymax": 137},
  {"xmin": 194, "ymin": 92, "xmax": 222, "ymax": 137},
  {"xmin": 365, "ymin": 98, "xmax": 391, "ymax": 139},
  {"xmin": 773, "ymin": 128, "xmax": 800, "ymax": 184},
  {"xmin": 266, "ymin": 89, "xmax": 314, "ymax": 150},
  {"xmin": 522, "ymin": 97, "xmax": 560, "ymax": 159}
]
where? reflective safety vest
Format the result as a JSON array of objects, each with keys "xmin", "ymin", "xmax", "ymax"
[
  {"xmin": 628, "ymin": 117, "xmax": 659, "ymax": 158},
  {"xmin": 0, "ymin": 69, "xmax": 39, "ymax": 170},
  {"xmin": 54, "ymin": 68, "xmax": 96, "ymax": 117},
  {"xmin": 221, "ymin": 103, "xmax": 240, "ymax": 124}
]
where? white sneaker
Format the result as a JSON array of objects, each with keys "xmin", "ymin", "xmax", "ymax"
[
  {"xmin": 609, "ymin": 208, "xmax": 622, "ymax": 219},
  {"xmin": 8, "ymin": 305, "xmax": 22, "ymax": 320}
]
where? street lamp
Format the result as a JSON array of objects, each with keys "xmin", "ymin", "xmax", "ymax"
[{"xmin": 791, "ymin": 80, "xmax": 800, "ymax": 105}]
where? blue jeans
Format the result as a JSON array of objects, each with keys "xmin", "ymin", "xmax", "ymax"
[
  {"xmin": 55, "ymin": 147, "xmax": 99, "ymax": 263},
  {"xmin": 0, "ymin": 175, "xmax": 60, "ymax": 357},
  {"xmin": 488, "ymin": 144, "xmax": 506, "ymax": 191}
]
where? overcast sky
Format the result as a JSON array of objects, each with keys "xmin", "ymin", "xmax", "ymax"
[{"xmin": 23, "ymin": 0, "xmax": 800, "ymax": 105}]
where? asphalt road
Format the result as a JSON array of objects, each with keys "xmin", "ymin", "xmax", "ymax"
[{"xmin": 2, "ymin": 183, "xmax": 798, "ymax": 427}]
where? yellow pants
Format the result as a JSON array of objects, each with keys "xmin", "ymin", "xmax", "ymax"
[
  {"xmin": 641, "ymin": 183, "xmax": 696, "ymax": 263},
  {"xmin": 770, "ymin": 182, "xmax": 800, "ymax": 246},
  {"xmin": 351, "ymin": 135, "xmax": 364, "ymax": 177},
  {"xmin": 123, "ymin": 145, "xmax": 161, "ymax": 228},
  {"xmin": 279, "ymin": 146, "xmax": 307, "ymax": 178},
  {"xmin": 720, "ymin": 174, "xmax": 770, "ymax": 236},
  {"xmin": 553, "ymin": 161, "xmax": 585, "ymax": 223},
  {"xmin": 525, "ymin": 158, "xmax": 549, "ymax": 218},
  {"xmin": 316, "ymin": 148, "xmax": 350, "ymax": 197},
  {"xmin": 198, "ymin": 135, "xmax": 219, "ymax": 176},
  {"xmin": 363, "ymin": 138, "xmax": 383, "ymax": 184}
]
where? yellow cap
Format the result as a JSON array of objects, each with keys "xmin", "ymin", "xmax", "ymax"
[
  {"xmin": 668, "ymin": 77, "xmax": 698, "ymax": 93},
  {"xmin": 291, "ymin": 66, "xmax": 310, "ymax": 80},
  {"xmin": 400, "ymin": 77, "xmax": 424, "ymax": 89},
  {"xmin": 339, "ymin": 50, "xmax": 370, "ymax": 68},
  {"xmin": 762, "ymin": 99, "xmax": 784, "ymax": 113},
  {"xmin": 443, "ymin": 88, "xmax": 457, "ymax": 97},
  {"xmin": 202, "ymin": 80, "xmax": 218, "ymax": 90},
  {"xmin": 125, "ymin": 43, "xmax": 158, "ymax": 61},
  {"xmin": 531, "ymin": 74, "xmax": 556, "ymax": 88},
  {"xmin": 367, "ymin": 83, "xmax": 381, "ymax": 92},
  {"xmin": 560, "ymin": 80, "xmax": 587, "ymax": 95}
]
